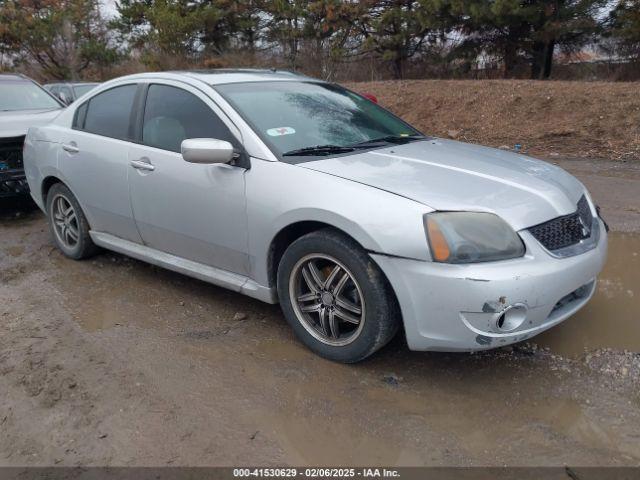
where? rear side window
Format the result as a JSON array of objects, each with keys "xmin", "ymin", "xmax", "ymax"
[
  {"xmin": 83, "ymin": 84, "xmax": 137, "ymax": 141},
  {"xmin": 142, "ymin": 84, "xmax": 236, "ymax": 153},
  {"xmin": 73, "ymin": 102, "xmax": 88, "ymax": 129}
]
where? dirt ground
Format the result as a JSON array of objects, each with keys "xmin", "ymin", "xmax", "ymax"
[
  {"xmin": 347, "ymin": 80, "xmax": 640, "ymax": 162},
  {"xmin": 1, "ymin": 158, "xmax": 639, "ymax": 467}
]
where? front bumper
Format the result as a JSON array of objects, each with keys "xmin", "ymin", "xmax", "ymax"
[
  {"xmin": 372, "ymin": 218, "xmax": 608, "ymax": 352},
  {"xmin": 0, "ymin": 169, "xmax": 29, "ymax": 197}
]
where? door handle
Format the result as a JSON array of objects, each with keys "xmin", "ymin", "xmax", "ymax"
[
  {"xmin": 130, "ymin": 159, "xmax": 155, "ymax": 172},
  {"xmin": 62, "ymin": 143, "xmax": 79, "ymax": 153}
]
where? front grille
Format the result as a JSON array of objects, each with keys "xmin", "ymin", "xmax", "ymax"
[
  {"xmin": 528, "ymin": 196, "xmax": 593, "ymax": 251},
  {"xmin": 0, "ymin": 136, "xmax": 25, "ymax": 171}
]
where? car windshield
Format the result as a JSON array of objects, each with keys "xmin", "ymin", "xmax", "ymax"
[
  {"xmin": 0, "ymin": 80, "xmax": 61, "ymax": 111},
  {"xmin": 73, "ymin": 84, "xmax": 98, "ymax": 97},
  {"xmin": 215, "ymin": 81, "xmax": 423, "ymax": 161}
]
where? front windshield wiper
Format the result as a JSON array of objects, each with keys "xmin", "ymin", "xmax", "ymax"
[
  {"xmin": 281, "ymin": 135, "xmax": 426, "ymax": 157},
  {"xmin": 348, "ymin": 134, "xmax": 426, "ymax": 148},
  {"xmin": 282, "ymin": 145, "xmax": 356, "ymax": 157}
]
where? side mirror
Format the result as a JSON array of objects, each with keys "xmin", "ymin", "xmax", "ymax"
[
  {"xmin": 181, "ymin": 138, "xmax": 234, "ymax": 164},
  {"xmin": 58, "ymin": 92, "xmax": 69, "ymax": 105}
]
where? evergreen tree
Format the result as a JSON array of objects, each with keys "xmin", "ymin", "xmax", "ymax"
[
  {"xmin": 356, "ymin": 0, "xmax": 457, "ymax": 79},
  {"xmin": 457, "ymin": 0, "xmax": 604, "ymax": 79},
  {"xmin": 113, "ymin": 0, "xmax": 258, "ymax": 66},
  {"xmin": 608, "ymin": 0, "xmax": 640, "ymax": 61}
]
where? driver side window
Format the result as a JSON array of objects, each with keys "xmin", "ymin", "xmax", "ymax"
[{"xmin": 142, "ymin": 84, "xmax": 236, "ymax": 153}]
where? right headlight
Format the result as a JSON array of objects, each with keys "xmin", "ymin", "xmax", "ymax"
[{"xmin": 424, "ymin": 212, "xmax": 525, "ymax": 264}]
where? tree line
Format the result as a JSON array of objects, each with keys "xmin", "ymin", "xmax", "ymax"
[{"xmin": 1, "ymin": 0, "xmax": 639, "ymax": 81}]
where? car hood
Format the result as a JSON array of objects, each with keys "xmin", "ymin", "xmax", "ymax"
[
  {"xmin": 300, "ymin": 139, "xmax": 586, "ymax": 231},
  {"xmin": 0, "ymin": 108, "xmax": 62, "ymax": 138}
]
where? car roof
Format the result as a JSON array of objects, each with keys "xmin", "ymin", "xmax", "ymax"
[
  {"xmin": 179, "ymin": 69, "xmax": 313, "ymax": 85},
  {"xmin": 115, "ymin": 69, "xmax": 316, "ymax": 86},
  {"xmin": 0, "ymin": 73, "xmax": 31, "ymax": 82},
  {"xmin": 44, "ymin": 82, "xmax": 99, "ymax": 86}
]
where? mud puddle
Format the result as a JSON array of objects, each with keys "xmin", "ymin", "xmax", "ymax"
[{"xmin": 536, "ymin": 233, "xmax": 639, "ymax": 356}]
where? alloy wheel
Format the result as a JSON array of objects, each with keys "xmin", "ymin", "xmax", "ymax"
[
  {"xmin": 51, "ymin": 194, "xmax": 80, "ymax": 249},
  {"xmin": 289, "ymin": 254, "xmax": 365, "ymax": 346}
]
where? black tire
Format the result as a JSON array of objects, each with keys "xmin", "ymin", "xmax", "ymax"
[
  {"xmin": 45, "ymin": 183, "xmax": 99, "ymax": 260},
  {"xmin": 277, "ymin": 228, "xmax": 400, "ymax": 363}
]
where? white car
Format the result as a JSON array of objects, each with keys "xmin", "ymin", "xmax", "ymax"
[
  {"xmin": 23, "ymin": 69, "xmax": 608, "ymax": 362},
  {"xmin": 1, "ymin": 74, "xmax": 63, "ymax": 197}
]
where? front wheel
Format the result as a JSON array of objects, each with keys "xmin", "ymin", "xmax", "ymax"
[{"xmin": 277, "ymin": 229, "xmax": 400, "ymax": 363}]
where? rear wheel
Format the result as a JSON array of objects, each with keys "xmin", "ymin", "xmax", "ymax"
[
  {"xmin": 46, "ymin": 183, "xmax": 99, "ymax": 259},
  {"xmin": 277, "ymin": 229, "xmax": 400, "ymax": 363}
]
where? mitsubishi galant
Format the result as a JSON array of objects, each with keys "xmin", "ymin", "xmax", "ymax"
[{"xmin": 23, "ymin": 70, "xmax": 608, "ymax": 362}]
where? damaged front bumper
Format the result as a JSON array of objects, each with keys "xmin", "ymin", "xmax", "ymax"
[
  {"xmin": 371, "ymin": 218, "xmax": 608, "ymax": 352},
  {"xmin": 0, "ymin": 169, "xmax": 29, "ymax": 197},
  {"xmin": 1, "ymin": 135, "xmax": 29, "ymax": 197}
]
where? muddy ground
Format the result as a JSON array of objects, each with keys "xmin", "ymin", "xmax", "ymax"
[{"xmin": 1, "ymin": 158, "xmax": 639, "ymax": 467}]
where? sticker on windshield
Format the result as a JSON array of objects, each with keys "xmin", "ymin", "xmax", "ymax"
[{"xmin": 267, "ymin": 127, "xmax": 296, "ymax": 137}]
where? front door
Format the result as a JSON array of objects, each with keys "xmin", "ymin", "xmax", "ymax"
[{"xmin": 127, "ymin": 82, "xmax": 250, "ymax": 275}]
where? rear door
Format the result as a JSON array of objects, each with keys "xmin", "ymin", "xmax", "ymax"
[
  {"xmin": 127, "ymin": 81, "xmax": 249, "ymax": 274},
  {"xmin": 58, "ymin": 83, "xmax": 142, "ymax": 243}
]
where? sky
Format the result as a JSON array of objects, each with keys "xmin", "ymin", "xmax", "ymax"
[{"xmin": 101, "ymin": 0, "xmax": 118, "ymax": 19}]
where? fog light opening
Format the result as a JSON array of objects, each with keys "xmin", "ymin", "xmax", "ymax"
[{"xmin": 494, "ymin": 304, "xmax": 527, "ymax": 332}]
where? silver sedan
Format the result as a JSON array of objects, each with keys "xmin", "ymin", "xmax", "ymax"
[{"xmin": 23, "ymin": 70, "xmax": 608, "ymax": 362}]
